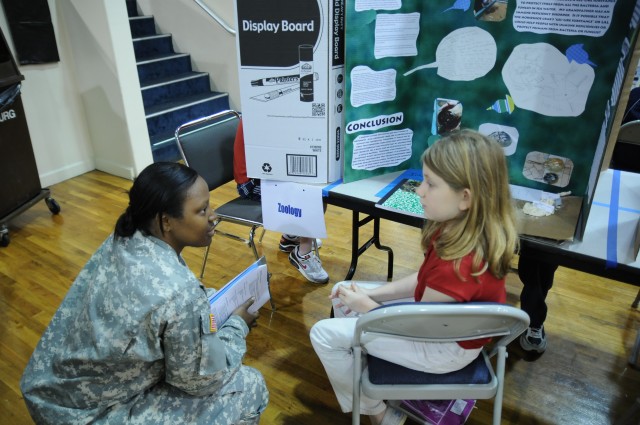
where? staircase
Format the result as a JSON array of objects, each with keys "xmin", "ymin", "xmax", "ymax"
[{"xmin": 126, "ymin": 0, "xmax": 231, "ymax": 162}]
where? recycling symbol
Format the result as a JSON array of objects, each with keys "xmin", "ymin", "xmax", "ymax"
[{"xmin": 262, "ymin": 163, "xmax": 272, "ymax": 173}]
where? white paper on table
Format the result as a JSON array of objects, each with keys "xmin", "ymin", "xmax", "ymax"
[
  {"xmin": 510, "ymin": 184, "xmax": 560, "ymax": 203},
  {"xmin": 208, "ymin": 256, "xmax": 270, "ymax": 328}
]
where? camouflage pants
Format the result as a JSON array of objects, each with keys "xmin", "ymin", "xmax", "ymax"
[{"xmin": 98, "ymin": 366, "xmax": 268, "ymax": 424}]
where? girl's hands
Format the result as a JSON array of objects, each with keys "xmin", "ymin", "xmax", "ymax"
[
  {"xmin": 331, "ymin": 283, "xmax": 379, "ymax": 314},
  {"xmin": 232, "ymin": 298, "xmax": 259, "ymax": 330}
]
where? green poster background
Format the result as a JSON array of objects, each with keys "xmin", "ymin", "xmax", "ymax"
[{"xmin": 344, "ymin": 0, "xmax": 637, "ymax": 197}]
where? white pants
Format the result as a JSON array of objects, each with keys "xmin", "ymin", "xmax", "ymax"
[{"xmin": 309, "ymin": 282, "xmax": 482, "ymax": 414}]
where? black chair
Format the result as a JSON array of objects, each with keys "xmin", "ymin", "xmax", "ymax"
[
  {"xmin": 175, "ymin": 110, "xmax": 265, "ymax": 279},
  {"xmin": 612, "ymin": 119, "xmax": 640, "ymax": 174}
]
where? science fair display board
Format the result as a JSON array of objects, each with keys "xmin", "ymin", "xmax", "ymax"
[{"xmin": 343, "ymin": 0, "xmax": 640, "ymax": 239}]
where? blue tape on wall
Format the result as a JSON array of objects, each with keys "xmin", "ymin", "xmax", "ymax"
[{"xmin": 605, "ymin": 170, "xmax": 621, "ymax": 269}]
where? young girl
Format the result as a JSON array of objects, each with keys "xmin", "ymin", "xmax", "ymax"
[{"xmin": 310, "ymin": 130, "xmax": 518, "ymax": 425}]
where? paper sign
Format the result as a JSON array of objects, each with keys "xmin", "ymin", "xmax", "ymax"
[{"xmin": 261, "ymin": 180, "xmax": 327, "ymax": 238}]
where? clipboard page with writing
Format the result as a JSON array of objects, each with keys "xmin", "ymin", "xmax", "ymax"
[{"xmin": 208, "ymin": 257, "xmax": 270, "ymax": 328}]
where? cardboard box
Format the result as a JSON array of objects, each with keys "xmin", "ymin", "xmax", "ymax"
[{"xmin": 235, "ymin": 0, "xmax": 345, "ymax": 183}]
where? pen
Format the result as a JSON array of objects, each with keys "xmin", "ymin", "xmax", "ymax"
[
  {"xmin": 251, "ymin": 72, "xmax": 319, "ymax": 86},
  {"xmin": 251, "ymin": 84, "xmax": 299, "ymax": 102}
]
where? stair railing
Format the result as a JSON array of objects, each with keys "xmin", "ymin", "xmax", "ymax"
[{"xmin": 193, "ymin": 0, "xmax": 236, "ymax": 35}]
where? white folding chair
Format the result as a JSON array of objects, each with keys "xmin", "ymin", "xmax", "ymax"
[{"xmin": 352, "ymin": 302, "xmax": 530, "ymax": 425}]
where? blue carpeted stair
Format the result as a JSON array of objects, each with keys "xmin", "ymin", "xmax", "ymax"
[{"xmin": 126, "ymin": 0, "xmax": 230, "ymax": 162}]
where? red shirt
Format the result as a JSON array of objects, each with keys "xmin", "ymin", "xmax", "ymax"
[
  {"xmin": 415, "ymin": 242, "xmax": 506, "ymax": 349},
  {"xmin": 233, "ymin": 118, "xmax": 249, "ymax": 184}
]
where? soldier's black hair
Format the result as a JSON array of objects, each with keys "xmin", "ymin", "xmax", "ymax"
[{"xmin": 115, "ymin": 162, "xmax": 199, "ymax": 238}]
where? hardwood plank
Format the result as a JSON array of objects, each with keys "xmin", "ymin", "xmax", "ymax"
[{"xmin": 0, "ymin": 170, "xmax": 639, "ymax": 424}]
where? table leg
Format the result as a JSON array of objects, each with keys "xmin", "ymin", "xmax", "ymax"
[
  {"xmin": 373, "ymin": 216, "xmax": 394, "ymax": 281},
  {"xmin": 344, "ymin": 211, "xmax": 395, "ymax": 281}
]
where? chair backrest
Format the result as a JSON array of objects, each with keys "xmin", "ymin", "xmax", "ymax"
[
  {"xmin": 354, "ymin": 302, "xmax": 530, "ymax": 355},
  {"xmin": 618, "ymin": 119, "xmax": 640, "ymax": 146},
  {"xmin": 175, "ymin": 110, "xmax": 241, "ymax": 191},
  {"xmin": 352, "ymin": 303, "xmax": 529, "ymax": 425}
]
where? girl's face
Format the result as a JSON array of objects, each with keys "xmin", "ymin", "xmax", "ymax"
[
  {"xmin": 161, "ymin": 176, "xmax": 217, "ymax": 254},
  {"xmin": 415, "ymin": 164, "xmax": 471, "ymax": 222}
]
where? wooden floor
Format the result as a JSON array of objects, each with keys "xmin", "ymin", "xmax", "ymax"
[{"xmin": 1, "ymin": 170, "xmax": 639, "ymax": 424}]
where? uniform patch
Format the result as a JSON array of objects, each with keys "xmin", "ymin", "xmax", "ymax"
[{"xmin": 209, "ymin": 314, "xmax": 217, "ymax": 332}]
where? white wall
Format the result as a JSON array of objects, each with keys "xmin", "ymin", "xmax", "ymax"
[
  {"xmin": 136, "ymin": 0, "xmax": 241, "ymax": 110},
  {"xmin": 0, "ymin": 0, "xmax": 237, "ymax": 188},
  {"xmin": 0, "ymin": 0, "xmax": 154, "ymax": 186},
  {"xmin": 60, "ymin": 0, "xmax": 152, "ymax": 180}
]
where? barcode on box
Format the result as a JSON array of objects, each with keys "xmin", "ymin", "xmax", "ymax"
[{"xmin": 287, "ymin": 154, "xmax": 317, "ymax": 177}]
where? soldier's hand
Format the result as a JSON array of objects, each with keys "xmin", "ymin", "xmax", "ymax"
[{"xmin": 233, "ymin": 298, "xmax": 259, "ymax": 330}]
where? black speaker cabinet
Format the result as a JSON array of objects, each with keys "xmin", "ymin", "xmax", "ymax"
[{"xmin": 0, "ymin": 93, "xmax": 42, "ymax": 218}]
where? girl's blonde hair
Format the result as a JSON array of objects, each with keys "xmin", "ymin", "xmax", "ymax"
[{"xmin": 420, "ymin": 129, "xmax": 518, "ymax": 279}]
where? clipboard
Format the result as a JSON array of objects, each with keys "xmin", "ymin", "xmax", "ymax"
[{"xmin": 207, "ymin": 257, "xmax": 270, "ymax": 330}]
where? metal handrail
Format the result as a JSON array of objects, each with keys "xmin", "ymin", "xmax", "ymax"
[{"xmin": 193, "ymin": 0, "xmax": 236, "ymax": 35}]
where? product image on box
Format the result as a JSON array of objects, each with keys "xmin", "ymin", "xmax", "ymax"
[
  {"xmin": 235, "ymin": 0, "xmax": 345, "ymax": 183},
  {"xmin": 251, "ymin": 72, "xmax": 320, "ymax": 102},
  {"xmin": 236, "ymin": 0, "xmax": 323, "ymax": 106}
]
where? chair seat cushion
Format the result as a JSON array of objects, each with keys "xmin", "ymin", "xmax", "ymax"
[{"xmin": 367, "ymin": 353, "xmax": 491, "ymax": 385}]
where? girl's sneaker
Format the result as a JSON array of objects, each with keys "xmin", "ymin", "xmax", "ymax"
[
  {"xmin": 380, "ymin": 406, "xmax": 407, "ymax": 425},
  {"xmin": 288, "ymin": 246, "xmax": 329, "ymax": 284},
  {"xmin": 519, "ymin": 326, "xmax": 547, "ymax": 353}
]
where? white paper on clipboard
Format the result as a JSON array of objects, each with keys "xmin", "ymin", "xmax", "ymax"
[{"xmin": 208, "ymin": 257, "xmax": 270, "ymax": 328}]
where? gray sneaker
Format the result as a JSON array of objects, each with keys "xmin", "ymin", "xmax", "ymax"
[
  {"xmin": 519, "ymin": 326, "xmax": 547, "ymax": 353},
  {"xmin": 289, "ymin": 246, "xmax": 329, "ymax": 284}
]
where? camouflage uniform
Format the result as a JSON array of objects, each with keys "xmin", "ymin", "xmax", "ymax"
[{"xmin": 20, "ymin": 231, "xmax": 268, "ymax": 424}]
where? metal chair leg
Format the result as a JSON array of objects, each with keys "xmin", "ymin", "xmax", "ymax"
[
  {"xmin": 313, "ymin": 237, "xmax": 319, "ymax": 257},
  {"xmin": 266, "ymin": 272, "xmax": 276, "ymax": 311},
  {"xmin": 352, "ymin": 346, "xmax": 362, "ymax": 425},
  {"xmin": 629, "ymin": 329, "xmax": 640, "ymax": 369},
  {"xmin": 249, "ymin": 226, "xmax": 259, "ymax": 260},
  {"xmin": 632, "ymin": 288, "xmax": 640, "ymax": 308},
  {"xmin": 493, "ymin": 346, "xmax": 507, "ymax": 425},
  {"xmin": 615, "ymin": 397, "xmax": 640, "ymax": 425},
  {"xmin": 200, "ymin": 243, "xmax": 211, "ymax": 279}
]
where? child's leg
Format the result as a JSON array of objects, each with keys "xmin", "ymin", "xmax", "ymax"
[
  {"xmin": 299, "ymin": 237, "xmax": 313, "ymax": 254},
  {"xmin": 364, "ymin": 338, "xmax": 481, "ymax": 374},
  {"xmin": 309, "ymin": 317, "xmax": 387, "ymax": 415}
]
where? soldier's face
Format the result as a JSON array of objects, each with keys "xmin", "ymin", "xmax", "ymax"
[{"xmin": 162, "ymin": 177, "xmax": 216, "ymax": 254}]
